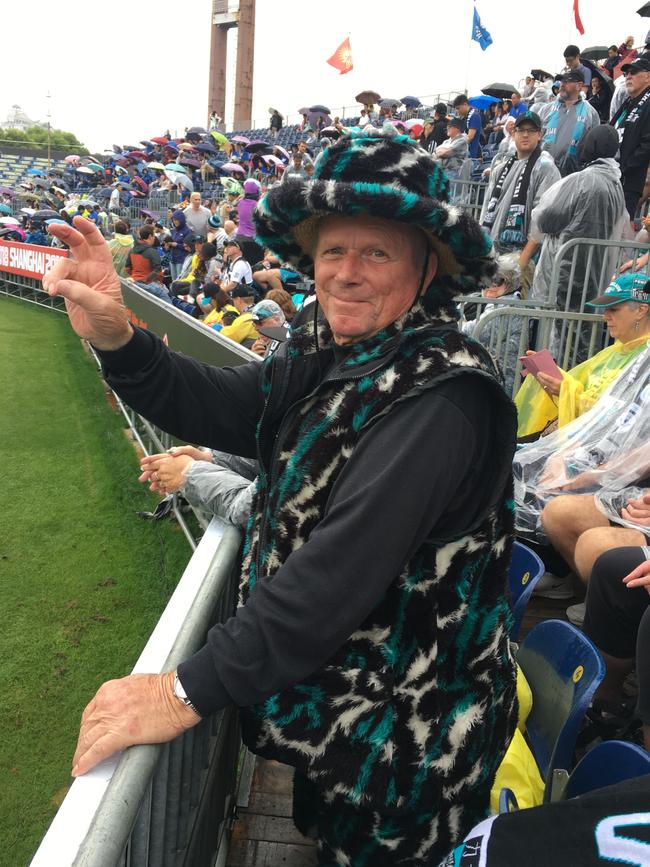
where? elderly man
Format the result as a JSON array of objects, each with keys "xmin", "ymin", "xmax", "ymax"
[
  {"xmin": 480, "ymin": 112, "xmax": 560, "ymax": 288},
  {"xmin": 183, "ymin": 191, "xmax": 212, "ymax": 237},
  {"xmin": 611, "ymin": 56, "xmax": 650, "ymax": 220},
  {"xmin": 534, "ymin": 69, "xmax": 600, "ymax": 176},
  {"xmin": 43, "ymin": 129, "xmax": 517, "ymax": 866},
  {"xmin": 433, "ymin": 117, "xmax": 469, "ymax": 177}
]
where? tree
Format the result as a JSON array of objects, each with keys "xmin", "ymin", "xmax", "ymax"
[{"xmin": 0, "ymin": 125, "xmax": 89, "ymax": 154}]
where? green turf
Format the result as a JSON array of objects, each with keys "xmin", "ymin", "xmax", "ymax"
[{"xmin": 0, "ymin": 297, "xmax": 191, "ymax": 865}]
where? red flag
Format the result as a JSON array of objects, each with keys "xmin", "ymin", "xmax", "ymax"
[
  {"xmin": 326, "ymin": 37, "xmax": 353, "ymax": 75},
  {"xmin": 573, "ymin": 0, "xmax": 585, "ymax": 35}
]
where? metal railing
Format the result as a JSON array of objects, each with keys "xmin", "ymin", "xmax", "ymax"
[
  {"xmin": 448, "ymin": 178, "xmax": 487, "ymax": 220},
  {"xmin": 30, "ymin": 517, "xmax": 244, "ymax": 867}
]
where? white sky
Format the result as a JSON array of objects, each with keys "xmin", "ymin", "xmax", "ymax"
[{"xmin": 3, "ymin": 0, "xmax": 647, "ymax": 153}]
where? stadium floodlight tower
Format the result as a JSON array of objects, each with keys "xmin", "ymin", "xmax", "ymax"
[{"xmin": 208, "ymin": 0, "xmax": 256, "ymax": 131}]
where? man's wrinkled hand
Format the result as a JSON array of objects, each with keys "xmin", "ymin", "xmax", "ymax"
[
  {"xmin": 42, "ymin": 217, "xmax": 133, "ymax": 351},
  {"xmin": 71, "ymin": 671, "xmax": 201, "ymax": 777}
]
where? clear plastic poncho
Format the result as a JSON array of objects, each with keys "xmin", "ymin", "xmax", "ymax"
[{"xmin": 514, "ymin": 344, "xmax": 650, "ymax": 541}]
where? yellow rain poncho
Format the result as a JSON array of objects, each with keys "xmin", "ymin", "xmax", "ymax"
[{"xmin": 516, "ymin": 336, "xmax": 649, "ymax": 439}]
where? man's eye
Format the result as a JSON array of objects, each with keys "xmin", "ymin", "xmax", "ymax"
[
  {"xmin": 369, "ymin": 249, "xmax": 388, "ymax": 259},
  {"xmin": 322, "ymin": 247, "xmax": 343, "ymax": 256}
]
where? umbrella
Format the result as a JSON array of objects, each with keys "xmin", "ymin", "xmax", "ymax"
[
  {"xmin": 355, "ymin": 90, "xmax": 381, "ymax": 105},
  {"xmin": 481, "ymin": 82, "xmax": 518, "ymax": 99},
  {"xmin": 0, "ymin": 215, "xmax": 19, "ymax": 225},
  {"xmin": 379, "ymin": 98, "xmax": 400, "ymax": 109},
  {"xmin": 469, "ymin": 94, "xmax": 502, "ymax": 110},
  {"xmin": 65, "ymin": 154, "xmax": 81, "ymax": 163},
  {"xmin": 220, "ymin": 177, "xmax": 243, "ymax": 195},
  {"xmin": 140, "ymin": 140, "xmax": 155, "ymax": 148},
  {"xmin": 173, "ymin": 173, "xmax": 194, "ymax": 191},
  {"xmin": 114, "ymin": 165, "xmax": 129, "ymax": 174},
  {"xmin": 86, "ymin": 162, "xmax": 104, "ymax": 172},
  {"xmin": 308, "ymin": 111, "xmax": 332, "ymax": 128},
  {"xmin": 407, "ymin": 123, "xmax": 424, "ymax": 137},
  {"xmin": 178, "ymin": 142, "xmax": 198, "ymax": 151},
  {"xmin": 163, "ymin": 142, "xmax": 179, "ymax": 152},
  {"xmin": 186, "ymin": 126, "xmax": 207, "ymax": 136},
  {"xmin": 581, "ymin": 57, "xmax": 616, "ymax": 93},
  {"xmin": 146, "ymin": 161, "xmax": 166, "ymax": 171},
  {"xmin": 76, "ymin": 166, "xmax": 95, "ymax": 174},
  {"xmin": 211, "ymin": 131, "xmax": 229, "ymax": 148},
  {"xmin": 0, "ymin": 187, "xmax": 15, "ymax": 197},
  {"xmin": 309, "ymin": 104, "xmax": 331, "ymax": 113},
  {"xmin": 125, "ymin": 151, "xmax": 148, "ymax": 160},
  {"xmin": 31, "ymin": 178, "xmax": 48, "ymax": 188},
  {"xmin": 20, "ymin": 207, "xmax": 36, "ymax": 216},
  {"xmin": 77, "ymin": 200, "xmax": 99, "ymax": 208},
  {"xmin": 400, "ymin": 95, "xmax": 422, "ymax": 108},
  {"xmin": 140, "ymin": 208, "xmax": 157, "ymax": 219},
  {"xmin": 164, "ymin": 162, "xmax": 187, "ymax": 173},
  {"xmin": 179, "ymin": 157, "xmax": 201, "ymax": 168},
  {"xmin": 26, "ymin": 168, "xmax": 44, "ymax": 176},
  {"xmin": 262, "ymin": 154, "xmax": 284, "ymax": 167},
  {"xmin": 245, "ymin": 140, "xmax": 271, "ymax": 153},
  {"xmin": 298, "ymin": 107, "xmax": 310, "ymax": 115},
  {"xmin": 151, "ymin": 136, "xmax": 171, "ymax": 145},
  {"xmin": 273, "ymin": 145, "xmax": 290, "ymax": 160},
  {"xmin": 231, "ymin": 135, "xmax": 250, "ymax": 145},
  {"xmin": 45, "ymin": 218, "xmax": 67, "ymax": 226},
  {"xmin": 581, "ymin": 45, "xmax": 609, "ymax": 61},
  {"xmin": 195, "ymin": 142, "xmax": 218, "ymax": 154},
  {"xmin": 0, "ymin": 204, "xmax": 12, "ymax": 215},
  {"xmin": 51, "ymin": 186, "xmax": 68, "ymax": 195},
  {"xmin": 531, "ymin": 68, "xmax": 554, "ymax": 81},
  {"xmin": 0, "ymin": 227, "xmax": 25, "ymax": 239},
  {"xmin": 33, "ymin": 209, "xmax": 61, "ymax": 220},
  {"xmin": 220, "ymin": 162, "xmax": 246, "ymax": 174},
  {"xmin": 638, "ymin": 1, "xmax": 650, "ymax": 16}
]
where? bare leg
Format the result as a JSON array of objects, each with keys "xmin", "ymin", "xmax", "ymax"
[
  {"xmin": 541, "ymin": 494, "xmax": 609, "ymax": 574},
  {"xmin": 574, "ymin": 526, "xmax": 647, "ymax": 582},
  {"xmin": 253, "ymin": 269, "xmax": 284, "ymax": 294}
]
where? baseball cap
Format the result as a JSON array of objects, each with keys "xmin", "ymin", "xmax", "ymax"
[
  {"xmin": 230, "ymin": 282, "xmax": 255, "ymax": 298},
  {"xmin": 250, "ymin": 299, "xmax": 285, "ymax": 323},
  {"xmin": 561, "ymin": 69, "xmax": 585, "ymax": 83},
  {"xmin": 514, "ymin": 111, "xmax": 542, "ymax": 131},
  {"xmin": 621, "ymin": 57, "xmax": 650, "ymax": 74},
  {"xmin": 190, "ymin": 234, "xmax": 205, "ymax": 244},
  {"xmin": 587, "ymin": 273, "xmax": 650, "ymax": 308},
  {"xmin": 448, "ymin": 117, "xmax": 464, "ymax": 129},
  {"xmin": 223, "ymin": 238, "xmax": 241, "ymax": 249}
]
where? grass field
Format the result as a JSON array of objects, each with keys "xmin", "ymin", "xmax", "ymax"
[{"xmin": 0, "ymin": 297, "xmax": 191, "ymax": 866}]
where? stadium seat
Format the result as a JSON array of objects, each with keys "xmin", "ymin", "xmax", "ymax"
[
  {"xmin": 516, "ymin": 619, "xmax": 605, "ymax": 801},
  {"xmin": 508, "ymin": 541, "xmax": 545, "ymax": 641},
  {"xmin": 563, "ymin": 740, "xmax": 650, "ymax": 800}
]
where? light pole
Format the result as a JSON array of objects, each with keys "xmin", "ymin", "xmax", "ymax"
[{"xmin": 46, "ymin": 91, "xmax": 52, "ymax": 171}]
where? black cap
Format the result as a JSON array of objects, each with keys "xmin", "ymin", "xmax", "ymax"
[
  {"xmin": 514, "ymin": 111, "xmax": 542, "ymax": 131},
  {"xmin": 448, "ymin": 117, "xmax": 464, "ymax": 129},
  {"xmin": 434, "ymin": 102, "xmax": 448, "ymax": 116},
  {"xmin": 230, "ymin": 282, "xmax": 255, "ymax": 298},
  {"xmin": 223, "ymin": 238, "xmax": 241, "ymax": 248},
  {"xmin": 621, "ymin": 57, "xmax": 650, "ymax": 73},
  {"xmin": 190, "ymin": 234, "xmax": 205, "ymax": 244},
  {"xmin": 563, "ymin": 44, "xmax": 580, "ymax": 58},
  {"xmin": 561, "ymin": 69, "xmax": 585, "ymax": 83}
]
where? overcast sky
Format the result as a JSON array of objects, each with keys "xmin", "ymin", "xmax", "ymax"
[{"xmin": 3, "ymin": 1, "xmax": 647, "ymax": 153}]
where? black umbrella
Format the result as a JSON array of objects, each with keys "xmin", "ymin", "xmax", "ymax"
[
  {"xmin": 195, "ymin": 142, "xmax": 218, "ymax": 154},
  {"xmin": 186, "ymin": 126, "xmax": 207, "ymax": 136},
  {"xmin": 33, "ymin": 209, "xmax": 61, "ymax": 220},
  {"xmin": 245, "ymin": 140, "xmax": 272, "ymax": 153},
  {"xmin": 400, "ymin": 95, "xmax": 422, "ymax": 108},
  {"xmin": 379, "ymin": 98, "xmax": 400, "ymax": 109},
  {"xmin": 581, "ymin": 45, "xmax": 610, "ymax": 61},
  {"xmin": 309, "ymin": 104, "xmax": 331, "ymax": 114},
  {"xmin": 638, "ymin": 1, "xmax": 650, "ymax": 16},
  {"xmin": 356, "ymin": 90, "xmax": 381, "ymax": 105},
  {"xmin": 481, "ymin": 82, "xmax": 518, "ymax": 99},
  {"xmin": 581, "ymin": 57, "xmax": 616, "ymax": 93},
  {"xmin": 531, "ymin": 68, "xmax": 554, "ymax": 81}
]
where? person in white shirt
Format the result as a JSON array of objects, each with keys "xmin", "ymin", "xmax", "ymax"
[
  {"xmin": 220, "ymin": 239, "xmax": 253, "ymax": 292},
  {"xmin": 183, "ymin": 192, "xmax": 212, "ymax": 237}
]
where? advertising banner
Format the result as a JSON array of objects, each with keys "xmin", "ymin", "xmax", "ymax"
[{"xmin": 0, "ymin": 240, "xmax": 68, "ymax": 279}]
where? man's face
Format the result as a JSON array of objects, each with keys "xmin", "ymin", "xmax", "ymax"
[
  {"xmin": 456, "ymin": 102, "xmax": 469, "ymax": 117},
  {"xmin": 232, "ymin": 294, "xmax": 251, "ymax": 312},
  {"xmin": 625, "ymin": 68, "xmax": 650, "ymax": 98},
  {"xmin": 559, "ymin": 80, "xmax": 581, "ymax": 101},
  {"xmin": 565, "ymin": 54, "xmax": 579, "ymax": 69},
  {"xmin": 513, "ymin": 124, "xmax": 542, "ymax": 156},
  {"xmin": 511, "ymin": 93, "xmax": 520, "ymax": 105},
  {"xmin": 448, "ymin": 124, "xmax": 459, "ymax": 138},
  {"xmin": 313, "ymin": 215, "xmax": 438, "ymax": 346},
  {"xmin": 293, "ymin": 155, "xmax": 302, "ymax": 168},
  {"xmin": 190, "ymin": 193, "xmax": 201, "ymax": 209}
]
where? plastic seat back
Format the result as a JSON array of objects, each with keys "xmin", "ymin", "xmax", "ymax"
[
  {"xmin": 508, "ymin": 541, "xmax": 545, "ymax": 641},
  {"xmin": 517, "ymin": 620, "xmax": 605, "ymax": 797},
  {"xmin": 564, "ymin": 740, "xmax": 650, "ymax": 800}
]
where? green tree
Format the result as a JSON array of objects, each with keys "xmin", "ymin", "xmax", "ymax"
[{"xmin": 0, "ymin": 125, "xmax": 89, "ymax": 154}]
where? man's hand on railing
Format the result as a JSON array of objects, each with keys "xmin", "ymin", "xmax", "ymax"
[
  {"xmin": 71, "ymin": 671, "xmax": 201, "ymax": 778},
  {"xmin": 42, "ymin": 217, "xmax": 134, "ymax": 351}
]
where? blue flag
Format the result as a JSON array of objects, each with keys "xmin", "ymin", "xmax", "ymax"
[{"xmin": 472, "ymin": 7, "xmax": 493, "ymax": 51}]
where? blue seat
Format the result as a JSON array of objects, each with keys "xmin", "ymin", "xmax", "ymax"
[
  {"xmin": 564, "ymin": 740, "xmax": 650, "ymax": 799},
  {"xmin": 516, "ymin": 619, "xmax": 605, "ymax": 800},
  {"xmin": 508, "ymin": 541, "xmax": 545, "ymax": 641}
]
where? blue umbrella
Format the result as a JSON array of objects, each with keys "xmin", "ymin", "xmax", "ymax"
[
  {"xmin": 27, "ymin": 168, "xmax": 44, "ymax": 176},
  {"xmin": 401, "ymin": 95, "xmax": 422, "ymax": 108},
  {"xmin": 469, "ymin": 94, "xmax": 502, "ymax": 110}
]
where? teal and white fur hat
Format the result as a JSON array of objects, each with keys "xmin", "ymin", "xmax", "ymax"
[{"xmin": 253, "ymin": 125, "xmax": 496, "ymax": 303}]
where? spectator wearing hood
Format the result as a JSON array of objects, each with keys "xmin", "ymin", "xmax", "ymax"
[
  {"xmin": 611, "ymin": 56, "xmax": 650, "ymax": 220},
  {"xmin": 236, "ymin": 179, "xmax": 264, "ymax": 266},
  {"xmin": 534, "ymin": 70, "xmax": 600, "ymax": 176},
  {"xmin": 529, "ymin": 124, "xmax": 627, "ymax": 359},
  {"xmin": 108, "ymin": 220, "xmax": 134, "ymax": 277},
  {"xmin": 168, "ymin": 210, "xmax": 193, "ymax": 280}
]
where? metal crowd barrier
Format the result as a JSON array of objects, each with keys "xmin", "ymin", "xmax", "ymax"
[
  {"xmin": 448, "ymin": 178, "xmax": 487, "ymax": 220},
  {"xmin": 30, "ymin": 517, "xmax": 244, "ymax": 867}
]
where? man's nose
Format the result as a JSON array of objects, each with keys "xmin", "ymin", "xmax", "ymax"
[{"xmin": 335, "ymin": 252, "xmax": 363, "ymax": 283}]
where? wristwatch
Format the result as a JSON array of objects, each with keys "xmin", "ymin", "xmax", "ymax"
[{"xmin": 173, "ymin": 672, "xmax": 201, "ymax": 716}]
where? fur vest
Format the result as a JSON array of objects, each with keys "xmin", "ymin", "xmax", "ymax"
[{"xmin": 239, "ymin": 302, "xmax": 518, "ymax": 813}]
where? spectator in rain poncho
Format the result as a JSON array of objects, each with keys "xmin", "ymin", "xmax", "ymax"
[
  {"xmin": 480, "ymin": 112, "xmax": 560, "ymax": 294},
  {"xmin": 513, "ymin": 340, "xmax": 650, "ymax": 542},
  {"xmin": 108, "ymin": 220, "xmax": 134, "ymax": 277},
  {"xmin": 515, "ymin": 273, "xmax": 650, "ymax": 440},
  {"xmin": 528, "ymin": 124, "xmax": 627, "ymax": 359}
]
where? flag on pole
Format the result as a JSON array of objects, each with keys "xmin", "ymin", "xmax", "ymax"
[
  {"xmin": 326, "ymin": 37, "xmax": 353, "ymax": 75},
  {"xmin": 471, "ymin": 7, "xmax": 493, "ymax": 51},
  {"xmin": 573, "ymin": 0, "xmax": 585, "ymax": 35}
]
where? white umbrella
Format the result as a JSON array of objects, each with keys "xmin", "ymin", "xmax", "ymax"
[
  {"xmin": 167, "ymin": 172, "xmax": 194, "ymax": 192},
  {"xmin": 76, "ymin": 166, "xmax": 95, "ymax": 174},
  {"xmin": 0, "ymin": 216, "xmax": 20, "ymax": 225}
]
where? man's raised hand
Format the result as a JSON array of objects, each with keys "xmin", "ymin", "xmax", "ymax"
[{"xmin": 42, "ymin": 217, "xmax": 133, "ymax": 351}]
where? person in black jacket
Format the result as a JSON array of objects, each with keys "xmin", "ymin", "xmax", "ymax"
[{"xmin": 611, "ymin": 56, "xmax": 650, "ymax": 219}]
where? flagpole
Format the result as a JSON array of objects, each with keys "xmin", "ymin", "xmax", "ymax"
[{"xmin": 465, "ymin": 0, "xmax": 474, "ymax": 96}]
